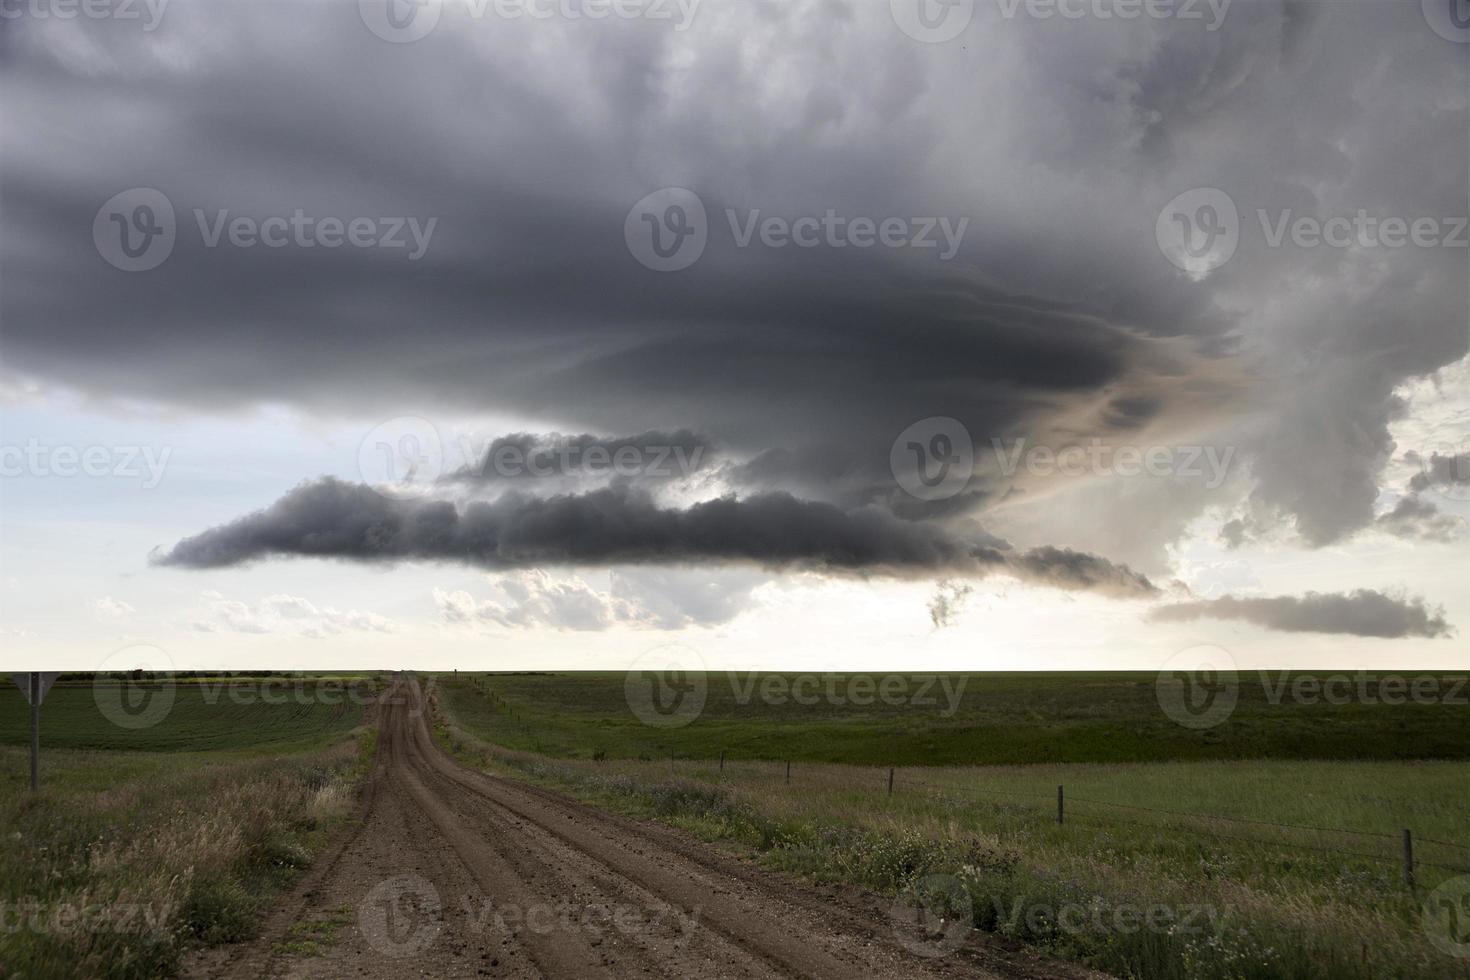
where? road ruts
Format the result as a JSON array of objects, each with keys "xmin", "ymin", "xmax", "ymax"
[{"xmin": 186, "ymin": 677, "xmax": 1101, "ymax": 980}]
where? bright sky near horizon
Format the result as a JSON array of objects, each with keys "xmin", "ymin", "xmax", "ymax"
[{"xmin": 1, "ymin": 0, "xmax": 1467, "ymax": 675}]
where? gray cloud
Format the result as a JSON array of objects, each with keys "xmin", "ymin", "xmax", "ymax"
[
  {"xmin": 444, "ymin": 429, "xmax": 712, "ymax": 485},
  {"xmin": 1, "ymin": 0, "xmax": 1464, "ymax": 585},
  {"xmin": 927, "ymin": 579, "xmax": 973, "ymax": 629},
  {"xmin": 153, "ymin": 477, "xmax": 1156, "ymax": 597},
  {"xmin": 1374, "ymin": 495, "xmax": 1463, "ymax": 543},
  {"xmin": 1148, "ymin": 590, "xmax": 1453, "ymax": 639}
]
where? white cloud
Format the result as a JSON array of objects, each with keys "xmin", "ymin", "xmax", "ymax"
[
  {"xmin": 434, "ymin": 568, "xmax": 765, "ymax": 632},
  {"xmin": 93, "ymin": 596, "xmax": 135, "ymax": 620},
  {"xmin": 187, "ymin": 591, "xmax": 395, "ymax": 638}
]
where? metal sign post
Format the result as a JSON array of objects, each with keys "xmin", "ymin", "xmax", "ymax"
[{"xmin": 12, "ymin": 672, "xmax": 60, "ymax": 791}]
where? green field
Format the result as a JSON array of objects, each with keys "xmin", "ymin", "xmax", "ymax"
[
  {"xmin": 439, "ymin": 670, "xmax": 1470, "ymax": 765},
  {"xmin": 0, "ymin": 677, "xmax": 377, "ymax": 980},
  {"xmin": 434, "ymin": 672, "xmax": 1470, "ymax": 980},
  {"xmin": 0, "ymin": 675, "xmax": 377, "ymax": 752}
]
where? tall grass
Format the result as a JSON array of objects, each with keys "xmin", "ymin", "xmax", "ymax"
[
  {"xmin": 0, "ymin": 727, "xmax": 375, "ymax": 979},
  {"xmin": 433, "ymin": 698, "xmax": 1470, "ymax": 980}
]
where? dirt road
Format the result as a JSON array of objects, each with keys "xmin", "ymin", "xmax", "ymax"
[{"xmin": 188, "ymin": 678, "xmax": 1093, "ymax": 980}]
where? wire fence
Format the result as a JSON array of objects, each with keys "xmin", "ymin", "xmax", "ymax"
[
  {"xmin": 640, "ymin": 753, "xmax": 1470, "ymax": 884},
  {"xmin": 461, "ymin": 679, "xmax": 1469, "ymax": 885}
]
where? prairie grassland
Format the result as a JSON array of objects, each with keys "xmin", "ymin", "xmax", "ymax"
[
  {"xmin": 0, "ymin": 681, "xmax": 378, "ymax": 980},
  {"xmin": 434, "ymin": 676, "xmax": 1470, "ymax": 980},
  {"xmin": 447, "ymin": 670, "xmax": 1470, "ymax": 765},
  {"xmin": 0, "ymin": 675, "xmax": 375, "ymax": 751}
]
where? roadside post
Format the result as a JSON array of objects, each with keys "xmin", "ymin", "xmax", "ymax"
[{"xmin": 12, "ymin": 672, "xmax": 60, "ymax": 792}]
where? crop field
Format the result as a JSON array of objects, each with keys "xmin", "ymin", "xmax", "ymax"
[
  {"xmin": 0, "ymin": 674, "xmax": 379, "ymax": 752},
  {"xmin": 438, "ymin": 670, "xmax": 1470, "ymax": 765},
  {"xmin": 434, "ymin": 673, "xmax": 1470, "ymax": 980}
]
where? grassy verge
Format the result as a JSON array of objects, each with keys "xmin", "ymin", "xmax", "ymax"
[
  {"xmin": 0, "ymin": 725, "xmax": 378, "ymax": 979},
  {"xmin": 431, "ymin": 680, "xmax": 1470, "ymax": 980}
]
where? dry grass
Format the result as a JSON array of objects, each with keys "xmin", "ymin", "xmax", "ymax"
[
  {"xmin": 435, "ymin": 706, "xmax": 1470, "ymax": 980},
  {"xmin": 0, "ymin": 729, "xmax": 373, "ymax": 979}
]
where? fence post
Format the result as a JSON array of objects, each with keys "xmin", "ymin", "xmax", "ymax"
[
  {"xmin": 1057, "ymin": 785, "xmax": 1064, "ymax": 825},
  {"xmin": 30, "ymin": 672, "xmax": 40, "ymax": 793},
  {"xmin": 1403, "ymin": 829, "xmax": 1415, "ymax": 890},
  {"xmin": 786, "ymin": 760, "xmax": 791, "ymax": 784},
  {"xmin": 888, "ymin": 767, "xmax": 895, "ymax": 797},
  {"xmin": 719, "ymin": 750, "xmax": 725, "ymax": 772}
]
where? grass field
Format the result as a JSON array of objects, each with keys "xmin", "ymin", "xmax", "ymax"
[
  {"xmin": 0, "ymin": 675, "xmax": 376, "ymax": 751},
  {"xmin": 440, "ymin": 670, "xmax": 1470, "ymax": 765},
  {"xmin": 435, "ymin": 672, "xmax": 1470, "ymax": 980},
  {"xmin": 0, "ymin": 676, "xmax": 379, "ymax": 980}
]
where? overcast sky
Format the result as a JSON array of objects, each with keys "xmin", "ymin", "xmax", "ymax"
[{"xmin": 1, "ymin": 0, "xmax": 1466, "ymax": 672}]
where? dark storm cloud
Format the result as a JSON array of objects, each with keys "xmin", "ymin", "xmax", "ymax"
[
  {"xmin": 1149, "ymin": 590, "xmax": 1453, "ymax": 639},
  {"xmin": 443, "ymin": 429, "xmax": 711, "ymax": 483},
  {"xmin": 1, "ymin": 0, "xmax": 1465, "ymax": 569},
  {"xmin": 153, "ymin": 478, "xmax": 1157, "ymax": 597}
]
